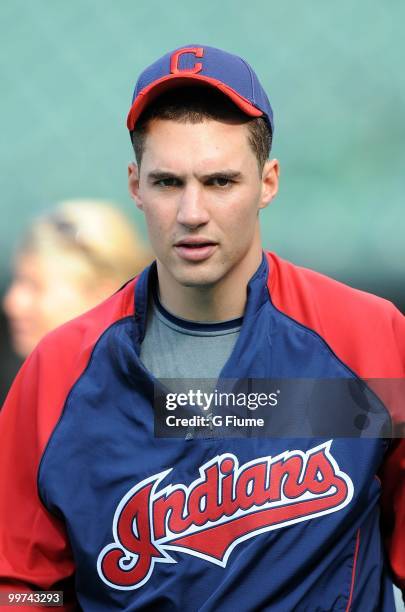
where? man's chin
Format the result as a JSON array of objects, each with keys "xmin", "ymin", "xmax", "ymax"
[
  {"xmin": 157, "ymin": 257, "xmax": 228, "ymax": 289},
  {"xmin": 172, "ymin": 267, "xmax": 223, "ymax": 289}
]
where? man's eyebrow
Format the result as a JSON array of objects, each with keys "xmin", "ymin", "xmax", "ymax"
[
  {"xmin": 200, "ymin": 170, "xmax": 242, "ymax": 180},
  {"xmin": 147, "ymin": 170, "xmax": 182, "ymax": 179},
  {"xmin": 146, "ymin": 170, "xmax": 243, "ymax": 181}
]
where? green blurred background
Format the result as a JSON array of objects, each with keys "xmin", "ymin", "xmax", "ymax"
[{"xmin": 0, "ymin": 0, "xmax": 404, "ymax": 296}]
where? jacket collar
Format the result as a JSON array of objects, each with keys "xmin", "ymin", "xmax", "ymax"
[{"xmin": 133, "ymin": 252, "xmax": 270, "ymax": 346}]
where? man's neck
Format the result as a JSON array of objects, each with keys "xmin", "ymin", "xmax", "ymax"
[{"xmin": 156, "ymin": 248, "xmax": 263, "ymax": 322}]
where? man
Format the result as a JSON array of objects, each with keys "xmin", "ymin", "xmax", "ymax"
[{"xmin": 0, "ymin": 45, "xmax": 404, "ymax": 611}]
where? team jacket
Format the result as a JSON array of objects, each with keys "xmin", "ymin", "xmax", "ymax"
[{"xmin": 0, "ymin": 252, "xmax": 404, "ymax": 611}]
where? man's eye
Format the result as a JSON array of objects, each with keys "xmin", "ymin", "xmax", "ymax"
[
  {"xmin": 210, "ymin": 177, "xmax": 233, "ymax": 187},
  {"xmin": 154, "ymin": 178, "xmax": 180, "ymax": 187}
]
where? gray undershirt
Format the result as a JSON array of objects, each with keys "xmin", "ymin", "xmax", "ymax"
[{"xmin": 139, "ymin": 293, "xmax": 242, "ymax": 386}]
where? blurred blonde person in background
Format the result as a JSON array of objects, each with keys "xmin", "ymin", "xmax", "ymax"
[{"xmin": 3, "ymin": 199, "xmax": 151, "ymax": 358}]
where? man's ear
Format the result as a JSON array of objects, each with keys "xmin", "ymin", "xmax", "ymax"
[
  {"xmin": 259, "ymin": 159, "xmax": 280, "ymax": 210},
  {"xmin": 128, "ymin": 162, "xmax": 143, "ymax": 211}
]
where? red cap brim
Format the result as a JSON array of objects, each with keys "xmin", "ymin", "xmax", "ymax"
[{"xmin": 127, "ymin": 73, "xmax": 263, "ymax": 130}]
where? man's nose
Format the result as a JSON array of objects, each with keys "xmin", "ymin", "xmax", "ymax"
[{"xmin": 176, "ymin": 183, "xmax": 210, "ymax": 229}]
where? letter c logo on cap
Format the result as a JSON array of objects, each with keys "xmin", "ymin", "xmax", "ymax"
[{"xmin": 170, "ymin": 47, "xmax": 204, "ymax": 74}]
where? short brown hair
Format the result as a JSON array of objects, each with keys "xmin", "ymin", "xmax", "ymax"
[{"xmin": 130, "ymin": 87, "xmax": 272, "ymax": 172}]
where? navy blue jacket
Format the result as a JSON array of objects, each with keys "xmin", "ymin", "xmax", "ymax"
[{"xmin": 1, "ymin": 252, "xmax": 404, "ymax": 611}]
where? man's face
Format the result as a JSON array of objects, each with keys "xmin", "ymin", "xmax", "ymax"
[{"xmin": 128, "ymin": 118, "xmax": 278, "ymax": 290}]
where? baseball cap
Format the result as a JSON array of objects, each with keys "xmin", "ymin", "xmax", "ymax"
[{"xmin": 127, "ymin": 44, "xmax": 274, "ymax": 134}]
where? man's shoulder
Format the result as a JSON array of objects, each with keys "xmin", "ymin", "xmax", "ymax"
[
  {"xmin": 266, "ymin": 251, "xmax": 404, "ymax": 377},
  {"xmin": 267, "ymin": 250, "xmax": 398, "ymax": 318},
  {"xmin": 0, "ymin": 277, "xmax": 139, "ymax": 460}
]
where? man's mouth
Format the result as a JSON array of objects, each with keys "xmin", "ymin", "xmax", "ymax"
[{"xmin": 174, "ymin": 239, "xmax": 218, "ymax": 262}]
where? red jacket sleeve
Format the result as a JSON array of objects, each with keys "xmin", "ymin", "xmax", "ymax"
[
  {"xmin": 376, "ymin": 310, "xmax": 405, "ymax": 595},
  {"xmin": 267, "ymin": 252, "xmax": 405, "ymax": 594},
  {"xmin": 0, "ymin": 280, "xmax": 136, "ymax": 610},
  {"xmin": 0, "ymin": 347, "xmax": 77, "ymax": 610}
]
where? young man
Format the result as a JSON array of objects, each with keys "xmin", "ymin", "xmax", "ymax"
[{"xmin": 0, "ymin": 45, "xmax": 404, "ymax": 611}]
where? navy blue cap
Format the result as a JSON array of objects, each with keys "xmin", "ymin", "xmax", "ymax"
[{"xmin": 127, "ymin": 45, "xmax": 274, "ymax": 134}]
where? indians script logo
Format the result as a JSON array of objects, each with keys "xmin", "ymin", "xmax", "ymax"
[{"xmin": 97, "ymin": 441, "xmax": 353, "ymax": 590}]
